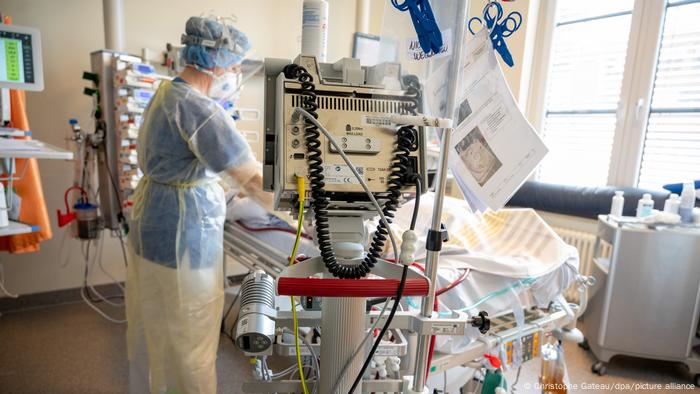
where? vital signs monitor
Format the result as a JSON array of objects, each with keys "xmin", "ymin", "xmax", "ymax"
[{"xmin": 0, "ymin": 24, "xmax": 44, "ymax": 91}]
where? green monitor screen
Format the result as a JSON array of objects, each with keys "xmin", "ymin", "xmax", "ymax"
[{"xmin": 0, "ymin": 25, "xmax": 43, "ymax": 91}]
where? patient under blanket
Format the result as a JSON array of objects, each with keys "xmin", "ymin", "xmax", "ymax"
[
  {"xmin": 385, "ymin": 192, "xmax": 579, "ymax": 278},
  {"xmin": 226, "ymin": 193, "xmax": 580, "ymax": 353}
]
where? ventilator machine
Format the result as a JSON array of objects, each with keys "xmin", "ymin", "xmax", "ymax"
[{"xmin": 222, "ymin": 1, "xmax": 594, "ymax": 393}]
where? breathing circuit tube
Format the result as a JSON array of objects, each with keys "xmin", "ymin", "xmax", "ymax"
[{"xmin": 283, "ymin": 65, "xmax": 422, "ymax": 279}]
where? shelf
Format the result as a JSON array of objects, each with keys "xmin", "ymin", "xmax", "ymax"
[
  {"xmin": 0, "ymin": 220, "xmax": 39, "ymax": 237},
  {"xmin": 0, "ymin": 139, "xmax": 74, "ymax": 160},
  {"xmin": 0, "ymin": 127, "xmax": 31, "ymax": 137}
]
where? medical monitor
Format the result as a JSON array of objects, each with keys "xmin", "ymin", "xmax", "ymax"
[{"xmin": 0, "ymin": 24, "xmax": 44, "ymax": 91}]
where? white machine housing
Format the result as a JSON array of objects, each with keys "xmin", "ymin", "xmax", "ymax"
[{"xmin": 262, "ymin": 55, "xmax": 427, "ymax": 211}]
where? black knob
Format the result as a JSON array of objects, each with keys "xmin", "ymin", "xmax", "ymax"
[{"xmin": 472, "ymin": 311, "xmax": 490, "ymax": 334}]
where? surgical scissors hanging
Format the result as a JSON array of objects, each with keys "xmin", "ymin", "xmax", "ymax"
[{"xmin": 468, "ymin": 1, "xmax": 522, "ymax": 67}]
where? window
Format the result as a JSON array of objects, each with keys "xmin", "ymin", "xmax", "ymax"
[
  {"xmin": 537, "ymin": 1, "xmax": 634, "ymax": 186},
  {"xmin": 533, "ymin": 0, "xmax": 700, "ymax": 189},
  {"xmin": 637, "ymin": 1, "xmax": 700, "ymax": 189}
]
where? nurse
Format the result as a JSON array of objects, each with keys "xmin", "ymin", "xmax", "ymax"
[{"xmin": 125, "ymin": 16, "xmax": 271, "ymax": 394}]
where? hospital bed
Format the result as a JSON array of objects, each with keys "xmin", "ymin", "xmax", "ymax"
[{"xmin": 222, "ymin": 195, "xmax": 590, "ymax": 392}]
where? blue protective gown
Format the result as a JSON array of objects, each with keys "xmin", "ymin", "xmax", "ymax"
[{"xmin": 126, "ymin": 77, "xmax": 255, "ymax": 394}]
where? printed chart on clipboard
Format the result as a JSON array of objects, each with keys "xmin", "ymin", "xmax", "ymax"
[{"xmin": 448, "ymin": 29, "xmax": 547, "ymax": 211}]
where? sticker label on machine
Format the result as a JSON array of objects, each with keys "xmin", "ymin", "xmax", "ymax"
[
  {"xmin": 323, "ymin": 165, "xmax": 364, "ymax": 184},
  {"xmin": 503, "ymin": 331, "xmax": 541, "ymax": 367},
  {"xmin": 430, "ymin": 322, "xmax": 462, "ymax": 335},
  {"xmin": 286, "ymin": 345, "xmax": 312, "ymax": 356},
  {"xmin": 362, "ymin": 115, "xmax": 393, "ymax": 129},
  {"xmin": 373, "ymin": 346, "xmax": 401, "ymax": 356}
]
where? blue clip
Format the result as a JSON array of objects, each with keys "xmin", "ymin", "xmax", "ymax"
[
  {"xmin": 468, "ymin": 1, "xmax": 522, "ymax": 67},
  {"xmin": 392, "ymin": 0, "xmax": 444, "ymax": 55}
]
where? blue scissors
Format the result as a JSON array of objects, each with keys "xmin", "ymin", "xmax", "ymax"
[
  {"xmin": 468, "ymin": 1, "xmax": 522, "ymax": 67},
  {"xmin": 392, "ymin": 0, "xmax": 444, "ymax": 55}
]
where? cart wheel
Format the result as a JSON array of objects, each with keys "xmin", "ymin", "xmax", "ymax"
[
  {"xmin": 579, "ymin": 338, "xmax": 591, "ymax": 351},
  {"xmin": 591, "ymin": 361, "xmax": 607, "ymax": 376},
  {"xmin": 694, "ymin": 374, "xmax": 700, "ymax": 387}
]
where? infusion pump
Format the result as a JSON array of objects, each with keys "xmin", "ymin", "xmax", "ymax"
[{"xmin": 262, "ymin": 55, "xmax": 427, "ymax": 211}]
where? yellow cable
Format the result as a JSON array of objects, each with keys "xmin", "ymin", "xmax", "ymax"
[{"xmin": 290, "ymin": 176, "xmax": 309, "ymax": 394}]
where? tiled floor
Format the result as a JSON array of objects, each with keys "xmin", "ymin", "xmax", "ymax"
[{"xmin": 0, "ymin": 302, "xmax": 697, "ymax": 393}]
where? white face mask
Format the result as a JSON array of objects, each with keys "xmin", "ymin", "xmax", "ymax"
[{"xmin": 206, "ymin": 70, "xmax": 242, "ymax": 101}]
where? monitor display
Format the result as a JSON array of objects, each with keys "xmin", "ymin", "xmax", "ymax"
[{"xmin": 0, "ymin": 25, "xmax": 43, "ymax": 91}]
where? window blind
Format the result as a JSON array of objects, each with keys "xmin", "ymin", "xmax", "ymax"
[
  {"xmin": 638, "ymin": 1, "xmax": 700, "ymax": 189},
  {"xmin": 537, "ymin": 1, "xmax": 634, "ymax": 186}
]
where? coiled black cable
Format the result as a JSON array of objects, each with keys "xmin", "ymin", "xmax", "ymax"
[
  {"xmin": 362, "ymin": 76, "xmax": 421, "ymax": 277},
  {"xmin": 284, "ymin": 65, "xmax": 422, "ymax": 279},
  {"xmin": 283, "ymin": 64, "xmax": 341, "ymax": 278}
]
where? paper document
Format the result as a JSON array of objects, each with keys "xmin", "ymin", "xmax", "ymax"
[{"xmin": 449, "ymin": 29, "xmax": 547, "ymax": 210}]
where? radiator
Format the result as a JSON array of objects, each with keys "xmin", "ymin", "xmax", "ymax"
[{"xmin": 552, "ymin": 226, "xmax": 611, "ymax": 301}]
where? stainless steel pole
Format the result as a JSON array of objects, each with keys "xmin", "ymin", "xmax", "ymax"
[
  {"xmin": 411, "ymin": 130, "xmax": 451, "ymax": 391},
  {"xmin": 412, "ymin": 0, "xmax": 469, "ymax": 391}
]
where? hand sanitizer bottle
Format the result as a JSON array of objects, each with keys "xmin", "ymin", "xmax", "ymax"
[
  {"xmin": 680, "ymin": 183, "xmax": 696, "ymax": 224},
  {"xmin": 636, "ymin": 193, "xmax": 654, "ymax": 218},
  {"xmin": 663, "ymin": 193, "xmax": 680, "ymax": 214},
  {"xmin": 610, "ymin": 191, "xmax": 624, "ymax": 217}
]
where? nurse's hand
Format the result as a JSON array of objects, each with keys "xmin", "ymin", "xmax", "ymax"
[
  {"xmin": 224, "ymin": 161, "xmax": 309, "ymax": 234},
  {"xmin": 224, "ymin": 161, "xmax": 274, "ymax": 213}
]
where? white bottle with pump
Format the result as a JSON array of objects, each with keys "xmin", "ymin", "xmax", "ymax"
[
  {"xmin": 636, "ymin": 193, "xmax": 654, "ymax": 218},
  {"xmin": 663, "ymin": 193, "xmax": 680, "ymax": 214},
  {"xmin": 610, "ymin": 191, "xmax": 624, "ymax": 217},
  {"xmin": 679, "ymin": 182, "xmax": 696, "ymax": 224}
]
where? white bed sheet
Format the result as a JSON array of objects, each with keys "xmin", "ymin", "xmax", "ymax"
[{"xmin": 225, "ymin": 197, "xmax": 579, "ymax": 355}]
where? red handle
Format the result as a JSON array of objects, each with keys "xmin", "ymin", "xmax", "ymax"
[
  {"xmin": 56, "ymin": 209, "xmax": 76, "ymax": 228},
  {"xmin": 278, "ymin": 277, "xmax": 429, "ymax": 297},
  {"xmin": 56, "ymin": 186, "xmax": 88, "ymax": 227}
]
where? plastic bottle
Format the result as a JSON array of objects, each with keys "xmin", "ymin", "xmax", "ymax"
[
  {"xmin": 301, "ymin": 0, "xmax": 328, "ymax": 62},
  {"xmin": 663, "ymin": 193, "xmax": 680, "ymax": 214},
  {"xmin": 541, "ymin": 339, "xmax": 568, "ymax": 394},
  {"xmin": 679, "ymin": 182, "xmax": 696, "ymax": 224},
  {"xmin": 636, "ymin": 193, "xmax": 654, "ymax": 218},
  {"xmin": 610, "ymin": 191, "xmax": 624, "ymax": 217}
]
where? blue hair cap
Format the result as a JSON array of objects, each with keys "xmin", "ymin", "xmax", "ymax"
[{"xmin": 180, "ymin": 16, "xmax": 251, "ymax": 70}]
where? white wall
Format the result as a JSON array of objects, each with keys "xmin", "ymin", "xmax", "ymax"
[
  {"xmin": 0, "ymin": 0, "xmax": 357, "ymax": 296},
  {"xmin": 468, "ymin": 0, "xmax": 540, "ymax": 109},
  {"xmin": 0, "ymin": 0, "xmax": 542, "ymax": 297},
  {"xmin": 368, "ymin": 0, "xmax": 539, "ymax": 109}
]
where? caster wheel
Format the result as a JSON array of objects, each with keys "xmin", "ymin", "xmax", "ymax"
[
  {"xmin": 591, "ymin": 361, "xmax": 607, "ymax": 376},
  {"xmin": 694, "ymin": 374, "xmax": 700, "ymax": 387},
  {"xmin": 579, "ymin": 338, "xmax": 591, "ymax": 351}
]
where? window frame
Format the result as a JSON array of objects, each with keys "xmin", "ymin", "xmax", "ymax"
[{"xmin": 528, "ymin": 0, "xmax": 672, "ymax": 188}]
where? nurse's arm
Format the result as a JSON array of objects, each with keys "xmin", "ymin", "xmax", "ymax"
[{"xmin": 224, "ymin": 162, "xmax": 274, "ymax": 213}]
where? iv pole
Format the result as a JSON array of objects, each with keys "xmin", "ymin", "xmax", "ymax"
[{"xmin": 410, "ymin": 0, "xmax": 469, "ymax": 392}]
